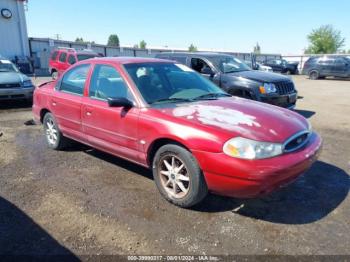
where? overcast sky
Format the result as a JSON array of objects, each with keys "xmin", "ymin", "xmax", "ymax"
[{"xmin": 26, "ymin": 0, "xmax": 350, "ymax": 55}]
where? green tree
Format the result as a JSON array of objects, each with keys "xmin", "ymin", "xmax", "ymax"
[
  {"xmin": 139, "ymin": 40, "xmax": 147, "ymax": 49},
  {"xmin": 188, "ymin": 44, "xmax": 198, "ymax": 52},
  {"xmin": 75, "ymin": 37, "xmax": 85, "ymax": 43},
  {"xmin": 107, "ymin": 34, "xmax": 120, "ymax": 47},
  {"xmin": 305, "ymin": 25, "xmax": 345, "ymax": 54},
  {"xmin": 253, "ymin": 42, "xmax": 261, "ymax": 54}
]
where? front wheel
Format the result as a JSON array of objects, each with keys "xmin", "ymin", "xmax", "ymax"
[
  {"xmin": 152, "ymin": 144, "xmax": 208, "ymax": 208},
  {"xmin": 43, "ymin": 113, "xmax": 69, "ymax": 150}
]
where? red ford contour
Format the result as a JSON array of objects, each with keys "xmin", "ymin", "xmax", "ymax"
[{"xmin": 33, "ymin": 57, "xmax": 322, "ymax": 207}]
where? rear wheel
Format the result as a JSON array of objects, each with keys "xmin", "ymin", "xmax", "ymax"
[
  {"xmin": 43, "ymin": 113, "xmax": 69, "ymax": 150},
  {"xmin": 152, "ymin": 144, "xmax": 208, "ymax": 208},
  {"xmin": 309, "ymin": 70, "xmax": 319, "ymax": 80}
]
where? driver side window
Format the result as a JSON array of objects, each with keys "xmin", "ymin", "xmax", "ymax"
[
  {"xmin": 191, "ymin": 58, "xmax": 211, "ymax": 73},
  {"xmin": 89, "ymin": 64, "xmax": 133, "ymax": 101}
]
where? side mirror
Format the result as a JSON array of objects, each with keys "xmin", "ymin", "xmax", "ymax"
[
  {"xmin": 201, "ymin": 67, "xmax": 215, "ymax": 77},
  {"xmin": 107, "ymin": 97, "xmax": 133, "ymax": 108}
]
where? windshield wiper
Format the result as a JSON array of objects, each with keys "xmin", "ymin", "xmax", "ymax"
[
  {"xmin": 193, "ymin": 93, "xmax": 232, "ymax": 100},
  {"xmin": 150, "ymin": 97, "xmax": 193, "ymax": 104}
]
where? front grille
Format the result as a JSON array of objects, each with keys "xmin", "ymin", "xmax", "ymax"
[
  {"xmin": 274, "ymin": 81, "xmax": 295, "ymax": 95},
  {"xmin": 0, "ymin": 83, "xmax": 21, "ymax": 89},
  {"xmin": 284, "ymin": 131, "xmax": 311, "ymax": 153}
]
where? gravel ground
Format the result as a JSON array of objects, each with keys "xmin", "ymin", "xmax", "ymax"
[{"xmin": 0, "ymin": 75, "xmax": 349, "ymax": 258}]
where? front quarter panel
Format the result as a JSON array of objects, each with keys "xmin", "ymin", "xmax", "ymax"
[{"xmin": 138, "ymin": 108, "xmax": 231, "ymax": 164}]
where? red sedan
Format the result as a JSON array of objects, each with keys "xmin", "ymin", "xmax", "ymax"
[{"xmin": 33, "ymin": 57, "xmax": 322, "ymax": 207}]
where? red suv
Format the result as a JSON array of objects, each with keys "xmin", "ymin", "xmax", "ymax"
[
  {"xmin": 33, "ymin": 57, "xmax": 322, "ymax": 208},
  {"xmin": 49, "ymin": 47, "xmax": 100, "ymax": 79}
]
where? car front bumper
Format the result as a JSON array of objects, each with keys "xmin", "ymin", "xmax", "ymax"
[
  {"xmin": 260, "ymin": 92, "xmax": 298, "ymax": 108},
  {"xmin": 192, "ymin": 132, "xmax": 322, "ymax": 198},
  {"xmin": 0, "ymin": 87, "xmax": 34, "ymax": 100}
]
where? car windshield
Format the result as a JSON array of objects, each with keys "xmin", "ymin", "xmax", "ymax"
[
  {"xmin": 0, "ymin": 60, "xmax": 18, "ymax": 72},
  {"xmin": 77, "ymin": 54, "xmax": 98, "ymax": 61},
  {"xmin": 209, "ymin": 56, "xmax": 251, "ymax": 74},
  {"xmin": 124, "ymin": 62, "xmax": 230, "ymax": 105}
]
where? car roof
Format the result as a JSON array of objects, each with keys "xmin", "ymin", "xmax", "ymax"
[{"xmin": 89, "ymin": 57, "xmax": 174, "ymax": 64}]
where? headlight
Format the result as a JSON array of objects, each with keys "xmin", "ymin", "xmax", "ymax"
[
  {"xmin": 223, "ymin": 137, "xmax": 283, "ymax": 159},
  {"xmin": 23, "ymin": 80, "xmax": 33, "ymax": 88},
  {"xmin": 259, "ymin": 83, "xmax": 277, "ymax": 94}
]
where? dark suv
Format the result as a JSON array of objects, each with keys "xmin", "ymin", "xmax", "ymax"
[
  {"xmin": 263, "ymin": 59, "xmax": 299, "ymax": 75},
  {"xmin": 302, "ymin": 56, "xmax": 350, "ymax": 80},
  {"xmin": 155, "ymin": 52, "xmax": 298, "ymax": 109}
]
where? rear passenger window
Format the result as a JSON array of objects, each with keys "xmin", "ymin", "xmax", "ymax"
[
  {"xmin": 89, "ymin": 64, "xmax": 133, "ymax": 101},
  {"xmin": 318, "ymin": 58, "xmax": 334, "ymax": 65},
  {"xmin": 60, "ymin": 64, "xmax": 90, "ymax": 95},
  {"xmin": 51, "ymin": 51, "xmax": 59, "ymax": 61},
  {"xmin": 59, "ymin": 52, "xmax": 67, "ymax": 63},
  {"xmin": 68, "ymin": 55, "xmax": 77, "ymax": 65}
]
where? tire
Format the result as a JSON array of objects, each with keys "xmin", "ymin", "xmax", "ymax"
[
  {"xmin": 43, "ymin": 112, "xmax": 69, "ymax": 150},
  {"xmin": 51, "ymin": 71, "xmax": 58, "ymax": 80},
  {"xmin": 152, "ymin": 144, "xmax": 208, "ymax": 208},
  {"xmin": 309, "ymin": 70, "xmax": 319, "ymax": 80},
  {"xmin": 286, "ymin": 70, "xmax": 291, "ymax": 75}
]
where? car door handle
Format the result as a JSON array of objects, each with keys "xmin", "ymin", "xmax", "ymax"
[
  {"xmin": 86, "ymin": 111, "xmax": 92, "ymax": 116},
  {"xmin": 52, "ymin": 101, "xmax": 57, "ymax": 106}
]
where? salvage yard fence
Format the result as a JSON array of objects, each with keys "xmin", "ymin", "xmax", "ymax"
[{"xmin": 29, "ymin": 37, "xmax": 281, "ymax": 73}]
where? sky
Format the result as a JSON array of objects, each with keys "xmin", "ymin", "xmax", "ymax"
[{"xmin": 26, "ymin": 0, "xmax": 350, "ymax": 55}]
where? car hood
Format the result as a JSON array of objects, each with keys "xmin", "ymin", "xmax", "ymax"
[
  {"xmin": 0, "ymin": 72, "xmax": 29, "ymax": 84},
  {"xmin": 226, "ymin": 70, "xmax": 291, "ymax": 83},
  {"xmin": 154, "ymin": 98, "xmax": 309, "ymax": 143}
]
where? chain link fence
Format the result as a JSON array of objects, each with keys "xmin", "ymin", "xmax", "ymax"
[{"xmin": 29, "ymin": 37, "xmax": 281, "ymax": 74}]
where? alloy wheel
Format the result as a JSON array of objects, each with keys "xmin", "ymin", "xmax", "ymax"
[
  {"xmin": 45, "ymin": 118, "xmax": 58, "ymax": 145},
  {"xmin": 158, "ymin": 155, "xmax": 190, "ymax": 199}
]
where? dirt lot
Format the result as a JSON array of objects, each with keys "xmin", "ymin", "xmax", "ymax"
[{"xmin": 0, "ymin": 76, "xmax": 349, "ymax": 258}]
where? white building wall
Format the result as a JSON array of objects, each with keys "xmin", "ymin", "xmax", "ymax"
[{"xmin": 0, "ymin": 0, "xmax": 29, "ymax": 59}]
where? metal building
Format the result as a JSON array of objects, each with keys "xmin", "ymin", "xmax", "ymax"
[{"xmin": 0, "ymin": 0, "xmax": 29, "ymax": 59}]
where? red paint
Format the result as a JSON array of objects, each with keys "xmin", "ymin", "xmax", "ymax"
[
  {"xmin": 49, "ymin": 48, "xmax": 100, "ymax": 77},
  {"xmin": 33, "ymin": 57, "xmax": 322, "ymax": 199}
]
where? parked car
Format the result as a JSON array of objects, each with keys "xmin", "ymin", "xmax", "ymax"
[
  {"xmin": 156, "ymin": 52, "xmax": 298, "ymax": 109},
  {"xmin": 244, "ymin": 60, "xmax": 273, "ymax": 72},
  {"xmin": 49, "ymin": 47, "xmax": 100, "ymax": 79},
  {"xmin": 0, "ymin": 58, "xmax": 34, "ymax": 102},
  {"xmin": 263, "ymin": 59, "xmax": 299, "ymax": 75},
  {"xmin": 33, "ymin": 57, "xmax": 322, "ymax": 208},
  {"xmin": 302, "ymin": 56, "xmax": 350, "ymax": 80}
]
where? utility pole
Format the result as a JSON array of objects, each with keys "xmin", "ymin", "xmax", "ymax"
[{"xmin": 54, "ymin": 34, "xmax": 61, "ymax": 40}]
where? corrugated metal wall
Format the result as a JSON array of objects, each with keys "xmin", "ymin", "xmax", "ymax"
[{"xmin": 29, "ymin": 38, "xmax": 281, "ymax": 70}]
